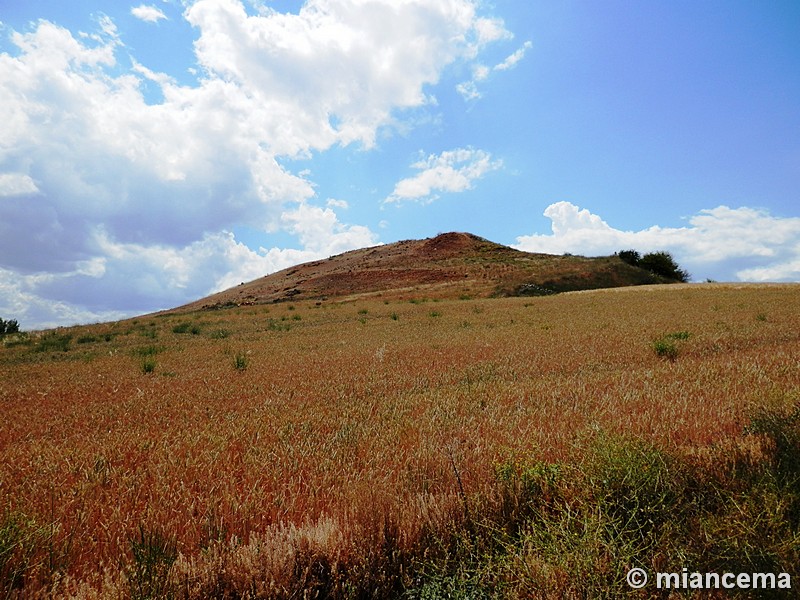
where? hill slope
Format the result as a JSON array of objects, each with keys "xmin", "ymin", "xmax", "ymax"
[{"xmin": 174, "ymin": 232, "xmax": 677, "ymax": 312}]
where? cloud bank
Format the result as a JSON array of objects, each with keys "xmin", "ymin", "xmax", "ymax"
[
  {"xmin": 515, "ymin": 202, "xmax": 800, "ymax": 282},
  {"xmin": 0, "ymin": 0, "xmax": 511, "ymax": 328}
]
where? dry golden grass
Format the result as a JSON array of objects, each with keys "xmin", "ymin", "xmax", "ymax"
[{"xmin": 1, "ymin": 283, "xmax": 798, "ymax": 597}]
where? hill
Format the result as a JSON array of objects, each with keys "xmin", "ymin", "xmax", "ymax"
[{"xmin": 172, "ymin": 232, "xmax": 678, "ymax": 312}]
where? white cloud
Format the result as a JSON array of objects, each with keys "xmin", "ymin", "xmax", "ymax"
[
  {"xmin": 131, "ymin": 5, "xmax": 168, "ymax": 23},
  {"xmin": 280, "ymin": 202, "xmax": 378, "ymax": 256},
  {"xmin": 185, "ymin": 0, "xmax": 507, "ymax": 150},
  {"xmin": 495, "ymin": 40, "xmax": 532, "ymax": 71},
  {"xmin": 457, "ymin": 40, "xmax": 531, "ymax": 99},
  {"xmin": 514, "ymin": 202, "xmax": 800, "ymax": 282},
  {"xmin": 472, "ymin": 17, "xmax": 513, "ymax": 46},
  {"xmin": 0, "ymin": 173, "xmax": 39, "ymax": 196},
  {"xmin": 0, "ymin": 203, "xmax": 377, "ymax": 329},
  {"xmin": 455, "ymin": 79, "xmax": 481, "ymax": 101},
  {"xmin": 0, "ymin": 0, "xmax": 512, "ymax": 328},
  {"xmin": 326, "ymin": 198, "xmax": 348, "ymax": 209},
  {"xmin": 385, "ymin": 147, "xmax": 502, "ymax": 204}
]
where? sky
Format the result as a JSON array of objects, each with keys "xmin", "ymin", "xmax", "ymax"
[{"xmin": 1, "ymin": 0, "xmax": 799, "ymax": 330}]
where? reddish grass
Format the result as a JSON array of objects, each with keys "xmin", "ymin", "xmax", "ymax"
[{"xmin": 1, "ymin": 284, "xmax": 798, "ymax": 596}]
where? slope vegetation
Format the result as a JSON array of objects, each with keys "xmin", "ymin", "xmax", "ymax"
[{"xmin": 174, "ymin": 232, "xmax": 675, "ymax": 312}]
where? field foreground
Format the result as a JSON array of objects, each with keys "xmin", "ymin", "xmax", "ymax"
[{"xmin": 1, "ymin": 284, "xmax": 799, "ymax": 598}]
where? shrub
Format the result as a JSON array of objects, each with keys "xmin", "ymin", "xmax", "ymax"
[
  {"xmin": 34, "ymin": 333, "xmax": 72, "ymax": 353},
  {"xmin": 618, "ymin": 249, "xmax": 641, "ymax": 266},
  {"xmin": 652, "ymin": 331, "xmax": 690, "ymax": 361},
  {"xmin": 0, "ymin": 318, "xmax": 20, "ymax": 336},
  {"xmin": 140, "ymin": 357, "xmax": 157, "ymax": 374},
  {"xmin": 172, "ymin": 322, "xmax": 191, "ymax": 334},
  {"xmin": 618, "ymin": 249, "xmax": 690, "ymax": 282},
  {"xmin": 233, "ymin": 352, "xmax": 248, "ymax": 371},
  {"xmin": 639, "ymin": 251, "xmax": 690, "ymax": 282},
  {"xmin": 652, "ymin": 338, "xmax": 678, "ymax": 361}
]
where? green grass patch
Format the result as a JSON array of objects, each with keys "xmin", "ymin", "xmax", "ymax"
[
  {"xmin": 33, "ymin": 333, "xmax": 72, "ymax": 353},
  {"xmin": 140, "ymin": 357, "xmax": 157, "ymax": 374},
  {"xmin": 131, "ymin": 345, "xmax": 165, "ymax": 357},
  {"xmin": 652, "ymin": 331, "xmax": 690, "ymax": 361},
  {"xmin": 404, "ymin": 411, "xmax": 800, "ymax": 597},
  {"xmin": 127, "ymin": 525, "xmax": 177, "ymax": 600}
]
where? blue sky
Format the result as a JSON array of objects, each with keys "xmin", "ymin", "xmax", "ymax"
[{"xmin": 1, "ymin": 0, "xmax": 799, "ymax": 329}]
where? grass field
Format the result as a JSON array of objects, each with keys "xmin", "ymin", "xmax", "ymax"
[{"xmin": 1, "ymin": 284, "xmax": 799, "ymax": 598}]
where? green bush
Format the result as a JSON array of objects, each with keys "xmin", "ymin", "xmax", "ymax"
[
  {"xmin": 34, "ymin": 333, "xmax": 72, "ymax": 353},
  {"xmin": 617, "ymin": 249, "xmax": 690, "ymax": 282},
  {"xmin": 639, "ymin": 252, "xmax": 690, "ymax": 282},
  {"xmin": 652, "ymin": 331, "xmax": 689, "ymax": 361},
  {"xmin": 172, "ymin": 322, "xmax": 191, "ymax": 334},
  {"xmin": 652, "ymin": 338, "xmax": 678, "ymax": 360},
  {"xmin": 233, "ymin": 352, "xmax": 248, "ymax": 371},
  {"xmin": 140, "ymin": 357, "xmax": 157, "ymax": 374},
  {"xmin": 617, "ymin": 249, "xmax": 641, "ymax": 266},
  {"xmin": 0, "ymin": 318, "xmax": 20, "ymax": 336}
]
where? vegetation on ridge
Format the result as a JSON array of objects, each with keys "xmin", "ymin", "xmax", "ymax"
[{"xmin": 171, "ymin": 232, "xmax": 689, "ymax": 312}]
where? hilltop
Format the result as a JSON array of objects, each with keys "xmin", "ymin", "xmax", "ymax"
[{"xmin": 172, "ymin": 232, "xmax": 677, "ymax": 312}]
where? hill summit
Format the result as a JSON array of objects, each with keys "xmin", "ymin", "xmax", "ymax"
[{"xmin": 174, "ymin": 232, "xmax": 679, "ymax": 312}]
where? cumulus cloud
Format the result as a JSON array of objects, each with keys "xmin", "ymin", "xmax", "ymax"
[
  {"xmin": 185, "ymin": 0, "xmax": 508, "ymax": 150},
  {"xmin": 0, "ymin": 0, "xmax": 510, "ymax": 329},
  {"xmin": 384, "ymin": 147, "xmax": 502, "ymax": 204},
  {"xmin": 131, "ymin": 5, "xmax": 168, "ymax": 23},
  {"xmin": 514, "ymin": 202, "xmax": 800, "ymax": 282}
]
